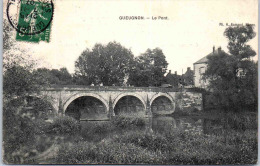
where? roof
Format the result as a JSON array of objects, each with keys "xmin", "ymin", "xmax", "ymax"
[
  {"xmin": 194, "ymin": 56, "xmax": 208, "ymax": 64},
  {"xmin": 193, "ymin": 48, "xmax": 228, "ymax": 64}
]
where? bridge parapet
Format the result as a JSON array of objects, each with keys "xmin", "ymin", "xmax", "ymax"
[{"xmin": 43, "ymin": 85, "xmax": 180, "ymax": 92}]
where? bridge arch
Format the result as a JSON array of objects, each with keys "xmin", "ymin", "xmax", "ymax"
[
  {"xmin": 150, "ymin": 93, "xmax": 175, "ymax": 113},
  {"xmin": 63, "ymin": 93, "xmax": 109, "ymax": 113},
  {"xmin": 113, "ymin": 93, "xmax": 147, "ymax": 110}
]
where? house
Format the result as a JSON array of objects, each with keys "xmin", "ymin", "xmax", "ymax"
[
  {"xmin": 182, "ymin": 67, "xmax": 194, "ymax": 86},
  {"xmin": 165, "ymin": 70, "xmax": 182, "ymax": 87},
  {"xmin": 165, "ymin": 67, "xmax": 194, "ymax": 88},
  {"xmin": 193, "ymin": 46, "xmax": 228, "ymax": 88}
]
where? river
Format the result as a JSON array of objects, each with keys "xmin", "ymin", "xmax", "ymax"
[{"xmin": 79, "ymin": 113, "xmax": 256, "ymax": 142}]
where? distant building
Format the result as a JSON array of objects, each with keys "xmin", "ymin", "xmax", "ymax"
[
  {"xmin": 193, "ymin": 46, "xmax": 228, "ymax": 88},
  {"xmin": 182, "ymin": 67, "xmax": 194, "ymax": 86},
  {"xmin": 165, "ymin": 67, "xmax": 194, "ymax": 88},
  {"xmin": 165, "ymin": 70, "xmax": 182, "ymax": 87}
]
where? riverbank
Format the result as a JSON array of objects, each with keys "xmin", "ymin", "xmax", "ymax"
[
  {"xmin": 54, "ymin": 125, "xmax": 257, "ymax": 164},
  {"xmin": 4, "ymin": 111, "xmax": 258, "ymax": 164},
  {"xmin": 48, "ymin": 113, "xmax": 257, "ymax": 164}
]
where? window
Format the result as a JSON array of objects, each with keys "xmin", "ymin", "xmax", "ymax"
[{"xmin": 199, "ymin": 67, "xmax": 205, "ymax": 74}]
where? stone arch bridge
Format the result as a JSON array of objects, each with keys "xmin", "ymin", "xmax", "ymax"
[{"xmin": 37, "ymin": 86, "xmax": 203, "ymax": 120}]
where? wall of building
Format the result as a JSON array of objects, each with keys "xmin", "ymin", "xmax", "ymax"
[{"xmin": 193, "ymin": 63, "xmax": 209, "ymax": 88}]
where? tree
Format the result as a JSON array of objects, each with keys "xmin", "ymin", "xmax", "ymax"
[
  {"xmin": 75, "ymin": 41, "xmax": 134, "ymax": 86},
  {"xmin": 33, "ymin": 67, "xmax": 73, "ymax": 85},
  {"xmin": 50, "ymin": 68, "xmax": 73, "ymax": 85},
  {"xmin": 224, "ymin": 24, "xmax": 256, "ymax": 60},
  {"xmin": 128, "ymin": 48, "xmax": 168, "ymax": 87},
  {"xmin": 204, "ymin": 25, "xmax": 257, "ymax": 111},
  {"xmin": 3, "ymin": 66, "xmax": 40, "ymax": 98},
  {"xmin": 3, "ymin": 19, "xmax": 43, "ymax": 99},
  {"xmin": 3, "ymin": 19, "xmax": 34, "ymax": 72},
  {"xmin": 3, "ymin": 19, "xmax": 58, "ymax": 164}
]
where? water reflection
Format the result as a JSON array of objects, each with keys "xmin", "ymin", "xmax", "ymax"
[
  {"xmin": 80, "ymin": 116, "xmax": 206, "ymax": 141},
  {"xmin": 80, "ymin": 114, "xmax": 252, "ymax": 142}
]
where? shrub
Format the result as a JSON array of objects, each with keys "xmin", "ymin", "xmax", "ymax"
[
  {"xmin": 55, "ymin": 141, "xmax": 164, "ymax": 164},
  {"xmin": 47, "ymin": 116, "xmax": 81, "ymax": 134},
  {"xmin": 53, "ymin": 123, "xmax": 258, "ymax": 165},
  {"xmin": 3, "ymin": 104, "xmax": 38, "ymax": 162},
  {"xmin": 113, "ymin": 131, "xmax": 170, "ymax": 152},
  {"xmin": 3, "ymin": 100, "xmax": 56, "ymax": 164},
  {"xmin": 111, "ymin": 116, "xmax": 146, "ymax": 129},
  {"xmin": 225, "ymin": 113, "xmax": 257, "ymax": 130},
  {"xmin": 80, "ymin": 121, "xmax": 115, "ymax": 142}
]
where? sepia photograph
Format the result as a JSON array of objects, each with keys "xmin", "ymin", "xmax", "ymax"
[{"xmin": 2, "ymin": 0, "xmax": 258, "ymax": 164}]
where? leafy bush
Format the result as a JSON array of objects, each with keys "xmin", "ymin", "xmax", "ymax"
[
  {"xmin": 54, "ymin": 128, "xmax": 257, "ymax": 165},
  {"xmin": 111, "ymin": 116, "xmax": 146, "ymax": 128},
  {"xmin": 80, "ymin": 121, "xmax": 115, "ymax": 142},
  {"xmin": 3, "ymin": 101, "xmax": 54, "ymax": 164},
  {"xmin": 226, "ymin": 113, "xmax": 257, "ymax": 130},
  {"xmin": 114, "ymin": 131, "xmax": 169, "ymax": 152},
  {"xmin": 47, "ymin": 116, "xmax": 81, "ymax": 134},
  {"xmin": 3, "ymin": 104, "xmax": 37, "ymax": 162},
  {"xmin": 55, "ymin": 141, "xmax": 164, "ymax": 164}
]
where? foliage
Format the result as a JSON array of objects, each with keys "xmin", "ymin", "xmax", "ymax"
[
  {"xmin": 3, "ymin": 66, "xmax": 47, "ymax": 98},
  {"xmin": 33, "ymin": 67, "xmax": 73, "ymax": 85},
  {"xmin": 3, "ymin": 19, "xmax": 35, "ymax": 72},
  {"xmin": 74, "ymin": 41, "xmax": 134, "ymax": 86},
  {"xmin": 54, "ymin": 128, "xmax": 257, "ymax": 164},
  {"xmin": 224, "ymin": 24, "xmax": 256, "ymax": 60},
  {"xmin": 22, "ymin": 96, "xmax": 55, "ymax": 119},
  {"xmin": 79, "ymin": 117, "xmax": 146, "ymax": 142},
  {"xmin": 55, "ymin": 140, "xmax": 163, "ymax": 164},
  {"xmin": 128, "ymin": 48, "xmax": 168, "ymax": 87},
  {"xmin": 114, "ymin": 131, "xmax": 169, "ymax": 152},
  {"xmin": 74, "ymin": 43, "xmax": 168, "ymax": 87},
  {"xmin": 3, "ymin": 19, "xmax": 56, "ymax": 163},
  {"xmin": 79, "ymin": 121, "xmax": 115, "ymax": 142},
  {"xmin": 3, "ymin": 19, "xmax": 50, "ymax": 99},
  {"xmin": 204, "ymin": 25, "xmax": 257, "ymax": 110},
  {"xmin": 111, "ymin": 116, "xmax": 146, "ymax": 128},
  {"xmin": 3, "ymin": 99, "xmax": 54, "ymax": 164},
  {"xmin": 3, "ymin": 102, "xmax": 36, "ymax": 155},
  {"xmin": 47, "ymin": 116, "xmax": 81, "ymax": 134}
]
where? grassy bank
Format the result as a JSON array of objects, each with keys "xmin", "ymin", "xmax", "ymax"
[
  {"xmin": 55, "ymin": 129, "xmax": 257, "ymax": 164},
  {"xmin": 53, "ymin": 114, "xmax": 257, "ymax": 165},
  {"xmin": 4, "ymin": 111, "xmax": 257, "ymax": 164}
]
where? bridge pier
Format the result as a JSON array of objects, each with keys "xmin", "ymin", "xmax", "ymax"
[
  {"xmin": 108, "ymin": 96, "xmax": 115, "ymax": 119},
  {"xmin": 58, "ymin": 97, "xmax": 64, "ymax": 116},
  {"xmin": 145, "ymin": 106, "xmax": 152, "ymax": 117},
  {"xmin": 145, "ymin": 95, "xmax": 152, "ymax": 117}
]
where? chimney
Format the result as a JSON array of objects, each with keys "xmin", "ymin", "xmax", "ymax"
[
  {"xmin": 213, "ymin": 46, "xmax": 215, "ymax": 53},
  {"xmin": 218, "ymin": 46, "xmax": 221, "ymax": 52},
  {"xmin": 175, "ymin": 71, "xmax": 177, "ymax": 75},
  {"xmin": 169, "ymin": 70, "xmax": 171, "ymax": 74}
]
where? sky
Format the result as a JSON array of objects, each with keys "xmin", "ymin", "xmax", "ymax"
[{"xmin": 5, "ymin": 0, "xmax": 258, "ymax": 74}]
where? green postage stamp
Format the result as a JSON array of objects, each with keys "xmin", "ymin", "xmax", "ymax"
[{"xmin": 7, "ymin": 0, "xmax": 54, "ymax": 42}]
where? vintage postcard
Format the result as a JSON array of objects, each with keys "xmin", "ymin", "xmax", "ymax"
[{"xmin": 2, "ymin": 0, "xmax": 258, "ymax": 164}]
